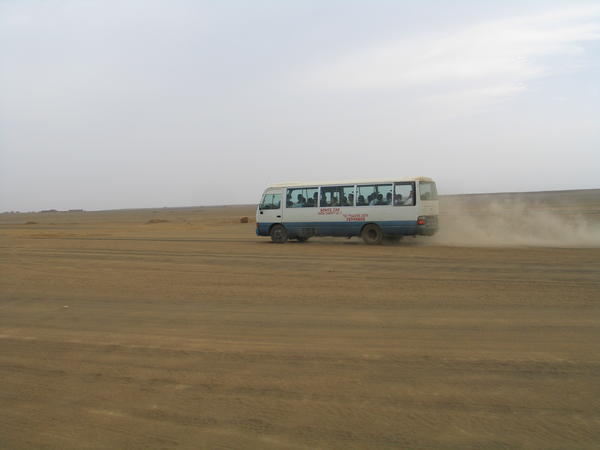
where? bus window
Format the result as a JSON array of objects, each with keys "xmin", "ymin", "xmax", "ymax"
[
  {"xmin": 319, "ymin": 186, "xmax": 335, "ymax": 207},
  {"xmin": 342, "ymin": 186, "xmax": 354, "ymax": 206},
  {"xmin": 320, "ymin": 186, "xmax": 354, "ymax": 207},
  {"xmin": 394, "ymin": 182, "xmax": 415, "ymax": 206},
  {"xmin": 288, "ymin": 187, "xmax": 318, "ymax": 208},
  {"xmin": 357, "ymin": 184, "xmax": 392, "ymax": 206},
  {"xmin": 420, "ymin": 181, "xmax": 438, "ymax": 200},
  {"xmin": 260, "ymin": 193, "xmax": 281, "ymax": 210}
]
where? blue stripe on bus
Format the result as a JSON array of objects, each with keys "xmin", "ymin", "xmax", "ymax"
[{"xmin": 256, "ymin": 220, "xmax": 417, "ymax": 237}]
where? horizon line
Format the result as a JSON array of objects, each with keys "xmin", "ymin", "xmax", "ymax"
[{"xmin": 2, "ymin": 187, "xmax": 598, "ymax": 214}]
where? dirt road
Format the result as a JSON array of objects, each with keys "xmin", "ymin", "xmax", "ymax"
[{"xmin": 1, "ymin": 197, "xmax": 599, "ymax": 449}]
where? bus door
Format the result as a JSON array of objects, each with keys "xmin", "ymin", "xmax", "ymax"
[{"xmin": 258, "ymin": 189, "xmax": 283, "ymax": 224}]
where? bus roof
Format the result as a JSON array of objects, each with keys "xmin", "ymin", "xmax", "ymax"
[{"xmin": 266, "ymin": 176, "xmax": 434, "ymax": 189}]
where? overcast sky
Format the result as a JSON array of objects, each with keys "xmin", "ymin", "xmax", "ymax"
[{"xmin": 1, "ymin": 0, "xmax": 599, "ymax": 211}]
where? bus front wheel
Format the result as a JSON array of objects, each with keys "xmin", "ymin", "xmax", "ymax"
[
  {"xmin": 270, "ymin": 225, "xmax": 288, "ymax": 244},
  {"xmin": 361, "ymin": 224, "xmax": 383, "ymax": 245}
]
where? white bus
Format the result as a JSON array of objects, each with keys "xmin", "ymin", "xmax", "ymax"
[{"xmin": 256, "ymin": 177, "xmax": 439, "ymax": 244}]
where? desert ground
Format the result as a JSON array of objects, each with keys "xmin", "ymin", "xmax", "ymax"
[{"xmin": 1, "ymin": 190, "xmax": 599, "ymax": 449}]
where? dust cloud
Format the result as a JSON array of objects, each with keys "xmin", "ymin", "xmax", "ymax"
[{"xmin": 431, "ymin": 191, "xmax": 600, "ymax": 248}]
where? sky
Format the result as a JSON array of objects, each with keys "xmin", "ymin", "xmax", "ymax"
[{"xmin": 1, "ymin": 0, "xmax": 599, "ymax": 211}]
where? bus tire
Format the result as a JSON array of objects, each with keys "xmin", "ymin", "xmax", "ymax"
[
  {"xmin": 361, "ymin": 224, "xmax": 383, "ymax": 245},
  {"xmin": 270, "ymin": 225, "xmax": 288, "ymax": 243}
]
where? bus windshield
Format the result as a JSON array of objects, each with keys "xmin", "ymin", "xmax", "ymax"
[{"xmin": 419, "ymin": 181, "xmax": 438, "ymax": 201}]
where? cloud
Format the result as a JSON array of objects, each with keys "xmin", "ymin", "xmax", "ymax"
[{"xmin": 300, "ymin": 4, "xmax": 600, "ymax": 109}]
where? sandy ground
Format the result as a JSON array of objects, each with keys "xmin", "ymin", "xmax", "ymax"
[{"xmin": 1, "ymin": 191, "xmax": 600, "ymax": 449}]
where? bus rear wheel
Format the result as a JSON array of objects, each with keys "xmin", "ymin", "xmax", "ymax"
[
  {"xmin": 270, "ymin": 224, "xmax": 288, "ymax": 243},
  {"xmin": 361, "ymin": 224, "xmax": 383, "ymax": 245}
]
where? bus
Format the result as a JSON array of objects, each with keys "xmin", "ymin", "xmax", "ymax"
[{"xmin": 256, "ymin": 177, "xmax": 439, "ymax": 244}]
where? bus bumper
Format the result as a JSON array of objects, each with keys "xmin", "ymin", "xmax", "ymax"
[
  {"xmin": 256, "ymin": 222, "xmax": 271, "ymax": 236},
  {"xmin": 416, "ymin": 215, "xmax": 439, "ymax": 236}
]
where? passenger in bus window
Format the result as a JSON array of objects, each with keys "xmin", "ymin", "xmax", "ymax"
[
  {"xmin": 307, "ymin": 198, "xmax": 315, "ymax": 207},
  {"xmin": 394, "ymin": 192, "xmax": 414, "ymax": 206},
  {"xmin": 313, "ymin": 192, "xmax": 319, "ymax": 206},
  {"xmin": 331, "ymin": 195, "xmax": 339, "ymax": 206},
  {"xmin": 320, "ymin": 193, "xmax": 329, "ymax": 207},
  {"xmin": 398, "ymin": 188, "xmax": 414, "ymax": 206},
  {"xmin": 357, "ymin": 195, "xmax": 366, "ymax": 206},
  {"xmin": 294, "ymin": 194, "xmax": 306, "ymax": 207},
  {"xmin": 386, "ymin": 192, "xmax": 392, "ymax": 205},
  {"xmin": 369, "ymin": 194, "xmax": 379, "ymax": 206},
  {"xmin": 348, "ymin": 193, "xmax": 354, "ymax": 206}
]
